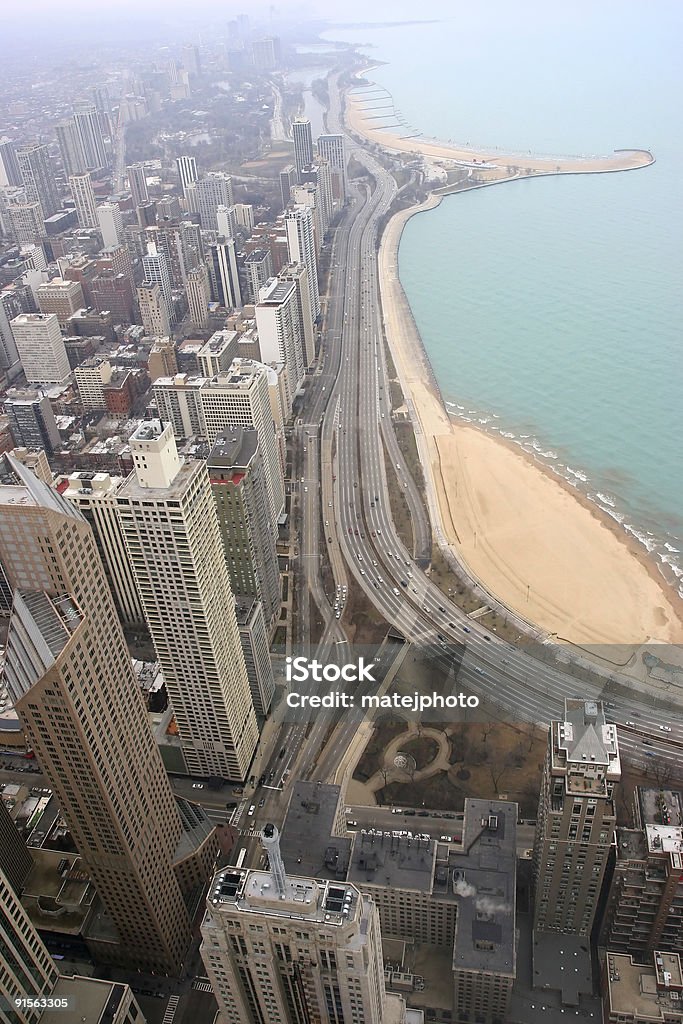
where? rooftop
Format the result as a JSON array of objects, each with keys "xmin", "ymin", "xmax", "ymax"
[
  {"xmin": 281, "ymin": 781, "xmax": 350, "ymax": 880},
  {"xmin": 606, "ymin": 951, "xmax": 683, "ymax": 1022},
  {"xmin": 347, "ymin": 829, "xmax": 435, "ymax": 893},
  {"xmin": 450, "ymin": 800, "xmax": 517, "ymax": 977},
  {"xmin": 42, "ymin": 976, "xmax": 128, "ymax": 1024},
  {"xmin": 207, "ymin": 426, "xmax": 258, "ymax": 473},
  {"xmin": 209, "ymin": 866, "xmax": 362, "ymax": 927}
]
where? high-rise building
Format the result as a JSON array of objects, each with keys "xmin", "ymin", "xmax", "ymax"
[
  {"xmin": 9, "ymin": 203, "xmax": 44, "ymax": 244},
  {"xmin": 74, "ymin": 356, "xmax": 113, "ymax": 409},
  {"xmin": 116, "ymin": 421, "xmax": 259, "ymax": 779},
  {"xmin": 0, "ymin": 865, "xmax": 59, "ymax": 1024},
  {"xmin": 251, "ymin": 36, "xmax": 281, "ymax": 71},
  {"xmin": 55, "ymin": 119, "xmax": 87, "ymax": 178},
  {"xmin": 10, "ymin": 313, "xmax": 71, "ymax": 385},
  {"xmin": 153, "ymin": 373, "xmax": 207, "ymax": 439},
  {"xmin": 232, "ymin": 203, "xmax": 254, "ymax": 233},
  {"xmin": 279, "ymin": 261, "xmax": 315, "ymax": 367},
  {"xmin": 216, "ymin": 203, "xmax": 237, "ymax": 240},
  {"xmin": 197, "ymin": 331, "xmax": 238, "ymax": 378},
  {"xmin": 244, "ymin": 248, "xmax": 273, "ymax": 303},
  {"xmin": 0, "ymin": 136, "xmax": 21, "ymax": 188},
  {"xmin": 148, "ymin": 221, "xmax": 188, "ymax": 288},
  {"xmin": 90, "ymin": 270, "xmax": 136, "ymax": 324},
  {"xmin": 285, "ymin": 206, "xmax": 320, "ymax": 322},
  {"xmin": 208, "ymin": 426, "xmax": 281, "ymax": 626},
  {"xmin": 126, "ymin": 162, "xmax": 149, "ymax": 206},
  {"xmin": 200, "ymin": 361, "xmax": 285, "ymax": 521},
  {"xmin": 141, "ymin": 242, "xmax": 174, "ymax": 322},
  {"xmin": 17, "ymin": 144, "xmax": 61, "ymax": 219},
  {"xmin": 532, "ymin": 698, "xmax": 620, "ymax": 937},
  {"xmin": 0, "ymin": 455, "xmax": 195, "ymax": 973},
  {"xmin": 292, "ymin": 118, "xmax": 314, "ymax": 179},
  {"xmin": 97, "ymin": 201, "xmax": 123, "ymax": 248},
  {"xmin": 317, "ymin": 133, "xmax": 348, "ymax": 203},
  {"xmin": 602, "ymin": 785, "xmax": 683, "ymax": 957},
  {"xmin": 0, "ymin": 798, "xmax": 33, "ymax": 894},
  {"xmin": 73, "ymin": 103, "xmax": 107, "ymax": 171},
  {"xmin": 0, "ymin": 299, "xmax": 20, "ymax": 377},
  {"xmin": 36, "ymin": 278, "xmax": 85, "ymax": 329},
  {"xmin": 256, "ymin": 278, "xmax": 305, "ymax": 411},
  {"xmin": 279, "ymin": 164, "xmax": 297, "ymax": 211},
  {"xmin": 4, "ymin": 390, "xmax": 60, "ymax": 454},
  {"xmin": 56, "ymin": 471, "xmax": 145, "ymax": 628},
  {"xmin": 299, "ymin": 161, "xmax": 334, "ymax": 237},
  {"xmin": 210, "ymin": 236, "xmax": 242, "ymax": 309},
  {"xmin": 182, "ymin": 44, "xmax": 201, "ymax": 77},
  {"xmin": 148, "ymin": 337, "xmax": 177, "ymax": 382},
  {"xmin": 234, "ymin": 596, "xmax": 275, "ymax": 717},
  {"xmin": 175, "ymin": 155, "xmax": 198, "ymax": 198},
  {"xmin": 194, "ymin": 172, "xmax": 233, "ymax": 231},
  {"xmin": 137, "ymin": 282, "xmax": 170, "ymax": 337},
  {"xmin": 69, "ymin": 172, "xmax": 98, "ymax": 228},
  {"xmin": 200, "ymin": 824, "xmax": 401, "ymax": 1024},
  {"xmin": 186, "ymin": 262, "xmax": 210, "ymax": 327}
]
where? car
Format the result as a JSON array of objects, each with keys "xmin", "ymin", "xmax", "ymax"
[
  {"xmin": 328, "ymin": 536, "xmax": 332, "ymax": 543},
  {"xmin": 304, "ymin": 486, "xmax": 308, "ymax": 492},
  {"xmin": 438, "ymin": 606, "xmax": 446, "ymax": 613},
  {"xmin": 372, "ymin": 560, "xmax": 378, "ymax": 566},
  {"xmin": 392, "ymin": 587, "xmax": 400, "ymax": 596},
  {"xmin": 440, "ymin": 834, "xmax": 453, "ymax": 842},
  {"xmin": 192, "ymin": 783, "xmax": 204, "ymax": 789},
  {"xmin": 400, "ymin": 580, "xmax": 408, "ymax": 587},
  {"xmin": 417, "ymin": 811, "xmax": 430, "ymax": 818},
  {"xmin": 328, "ymin": 501, "xmax": 333, "ymax": 507},
  {"xmin": 407, "ymin": 571, "xmax": 413, "ymax": 578},
  {"xmin": 278, "ymin": 747, "xmax": 285, "ymax": 758},
  {"xmin": 625, "ymin": 720, "xmax": 635, "ymax": 727},
  {"xmin": 357, "ymin": 554, "xmax": 363, "ymax": 561},
  {"xmin": 643, "ymin": 739, "xmax": 653, "ymax": 746},
  {"xmin": 392, "ymin": 808, "xmax": 404, "ymax": 814},
  {"xmin": 443, "ymin": 813, "xmax": 456, "ymax": 820},
  {"xmin": 404, "ymin": 810, "xmax": 416, "ymax": 816},
  {"xmin": 258, "ymin": 798, "xmax": 265, "ymax": 808},
  {"xmin": 373, "ymin": 582, "xmax": 379, "ymax": 588},
  {"xmin": 462, "ymin": 626, "xmax": 471, "ymax": 633},
  {"xmin": 325, "ymin": 520, "xmax": 329, "ymax": 526},
  {"xmin": 335, "ymin": 611, "xmax": 341, "ymax": 618},
  {"xmin": 346, "ymin": 820, "xmax": 358, "ymax": 828},
  {"xmin": 660, "ymin": 725, "xmax": 672, "ymax": 732},
  {"xmin": 248, "ymin": 805, "xmax": 256, "ymax": 816},
  {"xmin": 303, "ymin": 447, "xmax": 307, "ymax": 452}
]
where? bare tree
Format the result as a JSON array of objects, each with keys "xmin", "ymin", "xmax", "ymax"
[{"xmin": 489, "ymin": 759, "xmax": 507, "ymax": 793}]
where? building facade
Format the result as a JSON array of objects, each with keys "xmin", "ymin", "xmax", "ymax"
[{"xmin": 10, "ymin": 313, "xmax": 71, "ymax": 385}]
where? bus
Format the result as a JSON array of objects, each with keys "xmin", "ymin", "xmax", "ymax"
[{"xmin": 235, "ymin": 848, "xmax": 247, "ymax": 869}]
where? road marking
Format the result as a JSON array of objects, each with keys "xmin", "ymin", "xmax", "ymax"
[
  {"xmin": 191, "ymin": 979, "xmax": 214, "ymax": 993},
  {"xmin": 162, "ymin": 995, "xmax": 180, "ymax": 1024}
]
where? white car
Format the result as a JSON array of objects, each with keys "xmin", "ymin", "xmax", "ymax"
[
  {"xmin": 660, "ymin": 725, "xmax": 672, "ymax": 732},
  {"xmin": 192, "ymin": 783, "xmax": 204, "ymax": 789},
  {"xmin": 248, "ymin": 805, "xmax": 256, "ymax": 816}
]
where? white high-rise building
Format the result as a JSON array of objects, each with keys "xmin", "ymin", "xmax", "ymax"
[
  {"xmin": 153, "ymin": 373, "xmax": 207, "ymax": 439},
  {"xmin": 317, "ymin": 133, "xmax": 348, "ymax": 203},
  {"xmin": 10, "ymin": 312, "xmax": 70, "ymax": 384},
  {"xmin": 200, "ymin": 824, "xmax": 404, "ymax": 1024},
  {"xmin": 279, "ymin": 261, "xmax": 315, "ymax": 367},
  {"xmin": 194, "ymin": 172, "xmax": 234, "ymax": 231},
  {"xmin": 97, "ymin": 201, "xmax": 123, "ymax": 247},
  {"xmin": 117, "ymin": 421, "xmax": 259, "ymax": 780},
  {"xmin": 0, "ymin": 866, "xmax": 60, "ymax": 1024},
  {"xmin": 142, "ymin": 242, "xmax": 174, "ymax": 323},
  {"xmin": 255, "ymin": 277, "xmax": 304, "ymax": 412},
  {"xmin": 56, "ymin": 120, "xmax": 87, "ymax": 178},
  {"xmin": 292, "ymin": 117, "xmax": 313, "ymax": 178},
  {"xmin": 126, "ymin": 162, "xmax": 149, "ymax": 206},
  {"xmin": 175, "ymin": 154, "xmax": 198, "ymax": 197},
  {"xmin": 244, "ymin": 248, "xmax": 273, "ymax": 303},
  {"xmin": 216, "ymin": 204, "xmax": 237, "ymax": 240},
  {"xmin": 210, "ymin": 237, "xmax": 242, "ymax": 308},
  {"xmin": 200, "ymin": 361, "xmax": 285, "ymax": 522},
  {"xmin": 56, "ymin": 471, "xmax": 145, "ymax": 628},
  {"xmin": 285, "ymin": 206, "xmax": 320, "ymax": 322},
  {"xmin": 73, "ymin": 103, "xmax": 107, "ymax": 170},
  {"xmin": 137, "ymin": 282, "xmax": 170, "ymax": 337},
  {"xmin": 17, "ymin": 143, "xmax": 61, "ymax": 219},
  {"xmin": 69, "ymin": 172, "xmax": 98, "ymax": 228}
]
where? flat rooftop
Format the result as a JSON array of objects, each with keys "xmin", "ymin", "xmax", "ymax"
[
  {"xmin": 207, "ymin": 426, "xmax": 258, "ymax": 471},
  {"xmin": 281, "ymin": 781, "xmax": 350, "ymax": 880},
  {"xmin": 606, "ymin": 952, "xmax": 683, "ymax": 1021},
  {"xmin": 450, "ymin": 799, "xmax": 516, "ymax": 978},
  {"xmin": 210, "ymin": 867, "xmax": 362, "ymax": 927},
  {"xmin": 347, "ymin": 830, "xmax": 436, "ymax": 893}
]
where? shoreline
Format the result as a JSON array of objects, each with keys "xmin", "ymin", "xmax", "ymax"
[
  {"xmin": 346, "ymin": 64, "xmax": 655, "ymax": 178},
  {"xmin": 373, "ymin": 179, "xmax": 683, "ymax": 647}
]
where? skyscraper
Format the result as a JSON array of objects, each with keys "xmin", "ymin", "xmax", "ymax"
[
  {"xmin": 4, "ymin": 390, "xmax": 60, "ymax": 454},
  {"xmin": 0, "ymin": 455, "xmax": 195, "ymax": 974},
  {"xmin": 235, "ymin": 597, "xmax": 275, "ymax": 717},
  {"xmin": 17, "ymin": 143, "xmax": 61, "ymax": 219},
  {"xmin": 244, "ymin": 248, "xmax": 273, "ymax": 303},
  {"xmin": 200, "ymin": 824, "xmax": 401, "ymax": 1024},
  {"xmin": 279, "ymin": 164, "xmax": 297, "ymax": 211},
  {"xmin": 0, "ymin": 866, "xmax": 59, "ymax": 1024},
  {"xmin": 292, "ymin": 117, "xmax": 314, "ymax": 178},
  {"xmin": 208, "ymin": 426, "xmax": 281, "ymax": 627},
  {"xmin": 0, "ymin": 136, "xmax": 21, "ymax": 188},
  {"xmin": 200, "ymin": 360, "xmax": 285, "ymax": 522},
  {"xmin": 69, "ymin": 172, "xmax": 98, "ymax": 228},
  {"xmin": 36, "ymin": 278, "xmax": 85, "ymax": 329},
  {"xmin": 137, "ymin": 282, "xmax": 170, "ymax": 337},
  {"xmin": 533, "ymin": 698, "xmax": 620, "ymax": 937},
  {"xmin": 142, "ymin": 242, "xmax": 174, "ymax": 323},
  {"xmin": 186, "ymin": 262, "xmax": 211, "ymax": 327},
  {"xmin": 279, "ymin": 261, "xmax": 315, "ymax": 367},
  {"xmin": 0, "ymin": 799, "xmax": 33, "ymax": 894},
  {"xmin": 285, "ymin": 206, "xmax": 320, "ymax": 322},
  {"xmin": 175, "ymin": 154, "xmax": 198, "ymax": 197},
  {"xmin": 116, "ymin": 421, "xmax": 258, "ymax": 780},
  {"xmin": 255, "ymin": 278, "xmax": 305, "ymax": 411},
  {"xmin": 10, "ymin": 313, "xmax": 71, "ymax": 385},
  {"xmin": 73, "ymin": 103, "xmax": 107, "ymax": 171},
  {"xmin": 97, "ymin": 201, "xmax": 123, "ymax": 248},
  {"xmin": 194, "ymin": 172, "xmax": 234, "ymax": 231},
  {"xmin": 126, "ymin": 162, "xmax": 149, "ymax": 206},
  {"xmin": 317, "ymin": 133, "xmax": 348, "ymax": 203},
  {"xmin": 210, "ymin": 237, "xmax": 242, "ymax": 309},
  {"xmin": 55, "ymin": 120, "xmax": 87, "ymax": 178}
]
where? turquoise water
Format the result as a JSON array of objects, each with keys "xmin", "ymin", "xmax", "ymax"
[{"xmin": 325, "ymin": 4, "xmax": 683, "ymax": 594}]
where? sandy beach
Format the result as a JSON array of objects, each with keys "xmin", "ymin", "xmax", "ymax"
[
  {"xmin": 346, "ymin": 78, "xmax": 654, "ymax": 177},
  {"xmin": 378, "ymin": 198, "xmax": 683, "ymax": 647}
]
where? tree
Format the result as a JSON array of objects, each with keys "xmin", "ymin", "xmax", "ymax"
[{"xmin": 489, "ymin": 759, "xmax": 507, "ymax": 793}]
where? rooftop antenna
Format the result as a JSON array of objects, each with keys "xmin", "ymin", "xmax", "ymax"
[{"xmin": 261, "ymin": 823, "xmax": 287, "ymax": 896}]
